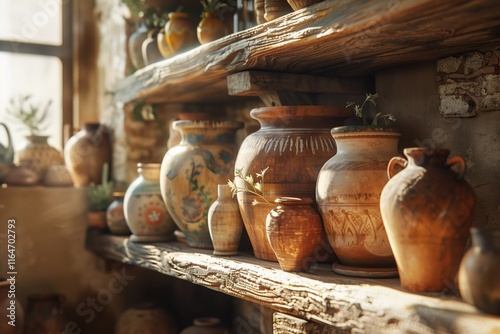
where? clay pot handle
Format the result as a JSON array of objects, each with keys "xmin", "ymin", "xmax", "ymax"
[
  {"xmin": 447, "ymin": 156, "xmax": 466, "ymax": 179},
  {"xmin": 387, "ymin": 157, "xmax": 407, "ymax": 179}
]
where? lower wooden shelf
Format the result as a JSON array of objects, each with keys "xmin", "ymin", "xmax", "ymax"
[{"xmin": 85, "ymin": 233, "xmax": 500, "ymax": 333}]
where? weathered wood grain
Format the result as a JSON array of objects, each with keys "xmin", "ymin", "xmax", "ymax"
[
  {"xmin": 113, "ymin": 0, "xmax": 500, "ymax": 105},
  {"xmin": 86, "ymin": 233, "xmax": 500, "ymax": 333}
]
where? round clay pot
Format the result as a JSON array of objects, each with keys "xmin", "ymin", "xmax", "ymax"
[
  {"xmin": 43, "ymin": 164, "xmax": 73, "ymax": 187},
  {"xmin": 380, "ymin": 148, "xmax": 475, "ymax": 292},
  {"xmin": 17, "ymin": 135, "xmax": 63, "ymax": 180},
  {"xmin": 266, "ymin": 197, "xmax": 323, "ymax": 272},
  {"xmin": 64, "ymin": 123, "xmax": 112, "ymax": 187},
  {"xmin": 180, "ymin": 317, "xmax": 229, "ymax": 334},
  {"xmin": 164, "ymin": 12, "xmax": 198, "ymax": 54},
  {"xmin": 235, "ymin": 106, "xmax": 350, "ymax": 261},
  {"xmin": 87, "ymin": 211, "xmax": 108, "ymax": 231},
  {"xmin": 197, "ymin": 12, "xmax": 228, "ymax": 44},
  {"xmin": 124, "ymin": 163, "xmax": 176, "ymax": 242},
  {"xmin": 208, "ymin": 184, "xmax": 244, "ymax": 256},
  {"xmin": 115, "ymin": 304, "xmax": 177, "ymax": 334},
  {"xmin": 160, "ymin": 121, "xmax": 244, "ymax": 249},
  {"xmin": 0, "ymin": 279, "xmax": 24, "ymax": 334},
  {"xmin": 458, "ymin": 226, "xmax": 500, "ymax": 315},
  {"xmin": 106, "ymin": 192, "xmax": 131, "ymax": 235},
  {"xmin": 157, "ymin": 28, "xmax": 174, "ymax": 59},
  {"xmin": 3, "ymin": 165, "xmax": 40, "ymax": 186},
  {"xmin": 316, "ymin": 126, "xmax": 400, "ymax": 277}
]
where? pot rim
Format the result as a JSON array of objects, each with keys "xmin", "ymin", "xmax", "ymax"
[
  {"xmin": 172, "ymin": 120, "xmax": 244, "ymax": 130},
  {"xmin": 275, "ymin": 197, "xmax": 314, "ymax": 205},
  {"xmin": 331, "ymin": 125, "xmax": 401, "ymax": 134},
  {"xmin": 251, "ymin": 105, "xmax": 352, "ymax": 120}
]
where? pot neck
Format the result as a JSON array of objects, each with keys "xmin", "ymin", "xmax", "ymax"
[
  {"xmin": 26, "ymin": 135, "xmax": 49, "ymax": 144},
  {"xmin": 332, "ymin": 129, "xmax": 401, "ymax": 156},
  {"xmin": 471, "ymin": 227, "xmax": 500, "ymax": 251},
  {"xmin": 137, "ymin": 163, "xmax": 161, "ymax": 181},
  {"xmin": 174, "ymin": 121, "xmax": 243, "ymax": 145},
  {"xmin": 217, "ymin": 184, "xmax": 233, "ymax": 200},
  {"xmin": 404, "ymin": 148, "xmax": 450, "ymax": 167}
]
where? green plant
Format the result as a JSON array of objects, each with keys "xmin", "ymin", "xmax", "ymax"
[
  {"xmin": 88, "ymin": 163, "xmax": 114, "ymax": 211},
  {"xmin": 227, "ymin": 167, "xmax": 273, "ymax": 205},
  {"xmin": 346, "ymin": 93, "xmax": 396, "ymax": 125},
  {"xmin": 6, "ymin": 94, "xmax": 51, "ymax": 135}
]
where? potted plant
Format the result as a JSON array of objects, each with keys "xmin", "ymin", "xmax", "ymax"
[
  {"xmin": 316, "ymin": 93, "xmax": 401, "ymax": 277},
  {"xmin": 197, "ymin": 0, "xmax": 228, "ymax": 45},
  {"xmin": 87, "ymin": 163, "xmax": 114, "ymax": 231},
  {"xmin": 6, "ymin": 94, "xmax": 63, "ymax": 179}
]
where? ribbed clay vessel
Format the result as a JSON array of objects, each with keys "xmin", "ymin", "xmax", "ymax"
[{"xmin": 235, "ymin": 106, "xmax": 350, "ymax": 261}]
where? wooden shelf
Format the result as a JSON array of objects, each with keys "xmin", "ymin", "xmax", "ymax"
[
  {"xmin": 86, "ymin": 233, "xmax": 500, "ymax": 333},
  {"xmin": 113, "ymin": 0, "xmax": 500, "ymax": 105}
]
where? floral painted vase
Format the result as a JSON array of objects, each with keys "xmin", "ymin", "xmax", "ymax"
[
  {"xmin": 106, "ymin": 192, "xmax": 131, "ymax": 235},
  {"xmin": 160, "ymin": 121, "xmax": 244, "ymax": 249},
  {"xmin": 17, "ymin": 135, "xmax": 63, "ymax": 180},
  {"xmin": 316, "ymin": 126, "xmax": 401, "ymax": 277},
  {"xmin": 124, "ymin": 163, "xmax": 176, "ymax": 242}
]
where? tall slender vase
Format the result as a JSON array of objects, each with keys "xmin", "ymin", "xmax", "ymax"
[
  {"xmin": 235, "ymin": 106, "xmax": 350, "ymax": 261},
  {"xmin": 316, "ymin": 126, "xmax": 401, "ymax": 277},
  {"xmin": 380, "ymin": 148, "xmax": 475, "ymax": 292},
  {"xmin": 64, "ymin": 123, "xmax": 112, "ymax": 187},
  {"xmin": 124, "ymin": 163, "xmax": 176, "ymax": 242},
  {"xmin": 160, "ymin": 121, "xmax": 244, "ymax": 249},
  {"xmin": 17, "ymin": 135, "xmax": 63, "ymax": 180}
]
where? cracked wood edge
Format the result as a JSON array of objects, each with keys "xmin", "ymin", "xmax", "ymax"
[
  {"xmin": 86, "ymin": 234, "xmax": 500, "ymax": 333},
  {"xmin": 113, "ymin": 0, "xmax": 500, "ymax": 104}
]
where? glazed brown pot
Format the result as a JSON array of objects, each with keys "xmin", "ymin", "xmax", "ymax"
[
  {"xmin": 197, "ymin": 12, "xmax": 228, "ymax": 44},
  {"xmin": 164, "ymin": 12, "xmax": 198, "ymax": 54},
  {"xmin": 380, "ymin": 148, "xmax": 475, "ymax": 292},
  {"xmin": 458, "ymin": 227, "xmax": 500, "ymax": 315},
  {"xmin": 235, "ymin": 106, "xmax": 350, "ymax": 261},
  {"xmin": 266, "ymin": 197, "xmax": 323, "ymax": 272},
  {"xmin": 316, "ymin": 126, "xmax": 400, "ymax": 277},
  {"xmin": 64, "ymin": 123, "xmax": 112, "ymax": 187}
]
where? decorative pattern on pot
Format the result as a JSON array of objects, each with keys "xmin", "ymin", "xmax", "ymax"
[
  {"xmin": 17, "ymin": 135, "xmax": 63, "ymax": 180},
  {"xmin": 266, "ymin": 197, "xmax": 323, "ymax": 272},
  {"xmin": 235, "ymin": 106, "xmax": 351, "ymax": 261},
  {"xmin": 160, "ymin": 121, "xmax": 244, "ymax": 249},
  {"xmin": 106, "ymin": 192, "xmax": 131, "ymax": 235},
  {"xmin": 316, "ymin": 126, "xmax": 401, "ymax": 277},
  {"xmin": 380, "ymin": 147, "xmax": 475, "ymax": 292},
  {"xmin": 124, "ymin": 163, "xmax": 176, "ymax": 242},
  {"xmin": 458, "ymin": 227, "xmax": 500, "ymax": 315}
]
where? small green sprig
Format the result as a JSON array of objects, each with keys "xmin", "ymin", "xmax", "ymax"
[
  {"xmin": 346, "ymin": 93, "xmax": 396, "ymax": 126},
  {"xmin": 228, "ymin": 167, "xmax": 273, "ymax": 206},
  {"xmin": 88, "ymin": 163, "xmax": 114, "ymax": 211},
  {"xmin": 6, "ymin": 94, "xmax": 51, "ymax": 135}
]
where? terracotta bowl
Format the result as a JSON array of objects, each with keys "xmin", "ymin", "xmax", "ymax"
[{"xmin": 287, "ymin": 0, "xmax": 323, "ymax": 11}]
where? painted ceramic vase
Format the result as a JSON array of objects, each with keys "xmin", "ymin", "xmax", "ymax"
[
  {"xmin": 235, "ymin": 106, "xmax": 350, "ymax": 261},
  {"xmin": 316, "ymin": 126, "xmax": 400, "ymax": 277},
  {"xmin": 17, "ymin": 135, "xmax": 63, "ymax": 180},
  {"xmin": 160, "ymin": 121, "xmax": 244, "ymax": 249},
  {"xmin": 24, "ymin": 294, "xmax": 67, "ymax": 334},
  {"xmin": 208, "ymin": 184, "xmax": 244, "ymax": 256},
  {"xmin": 380, "ymin": 148, "xmax": 475, "ymax": 292},
  {"xmin": 115, "ymin": 304, "xmax": 177, "ymax": 334},
  {"xmin": 180, "ymin": 317, "xmax": 229, "ymax": 334},
  {"xmin": 164, "ymin": 12, "xmax": 198, "ymax": 54},
  {"xmin": 106, "ymin": 192, "xmax": 131, "ymax": 235},
  {"xmin": 0, "ymin": 279, "xmax": 24, "ymax": 334},
  {"xmin": 266, "ymin": 197, "xmax": 323, "ymax": 272},
  {"xmin": 458, "ymin": 227, "xmax": 500, "ymax": 315},
  {"xmin": 124, "ymin": 163, "xmax": 176, "ymax": 242},
  {"xmin": 64, "ymin": 123, "xmax": 112, "ymax": 187}
]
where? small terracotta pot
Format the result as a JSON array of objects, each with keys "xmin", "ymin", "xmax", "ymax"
[
  {"xmin": 458, "ymin": 227, "xmax": 500, "ymax": 315},
  {"xmin": 87, "ymin": 211, "xmax": 107, "ymax": 230},
  {"xmin": 197, "ymin": 12, "xmax": 228, "ymax": 44},
  {"xmin": 266, "ymin": 197, "xmax": 323, "ymax": 272},
  {"xmin": 164, "ymin": 12, "xmax": 198, "ymax": 54}
]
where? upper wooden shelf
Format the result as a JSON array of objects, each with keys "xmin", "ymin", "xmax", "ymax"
[
  {"xmin": 86, "ymin": 233, "xmax": 500, "ymax": 333},
  {"xmin": 113, "ymin": 0, "xmax": 500, "ymax": 105}
]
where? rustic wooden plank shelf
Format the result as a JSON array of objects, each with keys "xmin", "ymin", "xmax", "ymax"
[
  {"xmin": 86, "ymin": 233, "xmax": 500, "ymax": 333},
  {"xmin": 113, "ymin": 0, "xmax": 500, "ymax": 105}
]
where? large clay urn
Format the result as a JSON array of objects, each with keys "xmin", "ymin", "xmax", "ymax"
[
  {"xmin": 380, "ymin": 148, "xmax": 475, "ymax": 292},
  {"xmin": 160, "ymin": 121, "xmax": 244, "ymax": 249},
  {"xmin": 64, "ymin": 123, "xmax": 112, "ymax": 187},
  {"xmin": 235, "ymin": 106, "xmax": 350, "ymax": 261},
  {"xmin": 316, "ymin": 126, "xmax": 400, "ymax": 277}
]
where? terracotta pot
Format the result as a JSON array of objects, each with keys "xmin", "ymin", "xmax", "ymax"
[
  {"xmin": 197, "ymin": 12, "xmax": 228, "ymax": 44},
  {"xmin": 0, "ymin": 279, "xmax": 24, "ymax": 334},
  {"xmin": 128, "ymin": 15, "xmax": 149, "ymax": 70},
  {"xmin": 287, "ymin": 0, "xmax": 323, "ymax": 11},
  {"xmin": 157, "ymin": 28, "xmax": 174, "ymax": 59},
  {"xmin": 266, "ymin": 197, "xmax": 323, "ymax": 272},
  {"xmin": 17, "ymin": 135, "xmax": 63, "ymax": 180},
  {"xmin": 161, "ymin": 121, "xmax": 244, "ymax": 249},
  {"xmin": 87, "ymin": 211, "xmax": 108, "ymax": 231},
  {"xmin": 164, "ymin": 12, "xmax": 198, "ymax": 54},
  {"xmin": 235, "ymin": 106, "xmax": 350, "ymax": 261},
  {"xmin": 208, "ymin": 184, "xmax": 244, "ymax": 256},
  {"xmin": 316, "ymin": 126, "xmax": 400, "ymax": 277},
  {"xmin": 458, "ymin": 227, "xmax": 500, "ymax": 315},
  {"xmin": 180, "ymin": 317, "xmax": 229, "ymax": 334},
  {"xmin": 124, "ymin": 163, "xmax": 176, "ymax": 242},
  {"xmin": 264, "ymin": 0, "xmax": 292, "ymax": 21},
  {"xmin": 115, "ymin": 304, "xmax": 177, "ymax": 334},
  {"xmin": 106, "ymin": 192, "xmax": 131, "ymax": 235},
  {"xmin": 64, "ymin": 123, "xmax": 112, "ymax": 187},
  {"xmin": 380, "ymin": 148, "xmax": 475, "ymax": 292},
  {"xmin": 24, "ymin": 293, "xmax": 67, "ymax": 334}
]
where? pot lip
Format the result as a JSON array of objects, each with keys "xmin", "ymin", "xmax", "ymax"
[
  {"xmin": 251, "ymin": 105, "xmax": 353, "ymax": 119},
  {"xmin": 172, "ymin": 120, "xmax": 244, "ymax": 130},
  {"xmin": 403, "ymin": 147, "xmax": 451, "ymax": 156},
  {"xmin": 331, "ymin": 125, "xmax": 401, "ymax": 135},
  {"xmin": 275, "ymin": 197, "xmax": 314, "ymax": 205}
]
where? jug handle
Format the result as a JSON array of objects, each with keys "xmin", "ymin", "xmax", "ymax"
[
  {"xmin": 387, "ymin": 157, "xmax": 407, "ymax": 179},
  {"xmin": 447, "ymin": 156, "xmax": 466, "ymax": 179}
]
